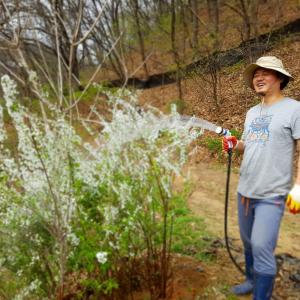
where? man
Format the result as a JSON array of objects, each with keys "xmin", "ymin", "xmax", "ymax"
[{"xmin": 222, "ymin": 56, "xmax": 300, "ymax": 300}]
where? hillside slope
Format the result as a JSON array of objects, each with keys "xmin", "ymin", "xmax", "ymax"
[
  {"xmin": 139, "ymin": 35, "xmax": 300, "ymax": 132},
  {"xmin": 137, "ymin": 24, "xmax": 300, "ymax": 300}
]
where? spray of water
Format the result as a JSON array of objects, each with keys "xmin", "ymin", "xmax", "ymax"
[
  {"xmin": 178, "ymin": 115, "xmax": 230, "ymax": 136},
  {"xmin": 179, "ymin": 115, "xmax": 218, "ymax": 132}
]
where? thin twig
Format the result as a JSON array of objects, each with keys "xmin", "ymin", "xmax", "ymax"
[{"xmin": 64, "ymin": 34, "xmax": 123, "ymax": 112}]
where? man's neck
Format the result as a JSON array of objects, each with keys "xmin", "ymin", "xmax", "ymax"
[{"xmin": 261, "ymin": 92, "xmax": 284, "ymax": 105}]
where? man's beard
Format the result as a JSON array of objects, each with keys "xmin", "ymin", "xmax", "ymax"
[{"xmin": 257, "ymin": 92, "xmax": 266, "ymax": 96}]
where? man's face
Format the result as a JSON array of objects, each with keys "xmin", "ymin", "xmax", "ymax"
[{"xmin": 252, "ymin": 68, "xmax": 282, "ymax": 96}]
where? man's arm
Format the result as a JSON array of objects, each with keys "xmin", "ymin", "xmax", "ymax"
[
  {"xmin": 295, "ymin": 140, "xmax": 300, "ymax": 185},
  {"xmin": 286, "ymin": 140, "xmax": 300, "ymax": 214},
  {"xmin": 235, "ymin": 140, "xmax": 245, "ymax": 153}
]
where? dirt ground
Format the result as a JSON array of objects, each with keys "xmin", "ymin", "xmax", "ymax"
[{"xmin": 169, "ymin": 155, "xmax": 300, "ymax": 300}]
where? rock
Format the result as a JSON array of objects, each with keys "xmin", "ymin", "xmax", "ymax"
[
  {"xmin": 289, "ymin": 272, "xmax": 300, "ymax": 283},
  {"xmin": 196, "ymin": 266, "xmax": 205, "ymax": 272}
]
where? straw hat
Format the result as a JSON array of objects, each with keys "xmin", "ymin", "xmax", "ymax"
[{"xmin": 243, "ymin": 56, "xmax": 293, "ymax": 89}]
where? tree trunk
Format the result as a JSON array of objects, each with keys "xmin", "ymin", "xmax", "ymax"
[
  {"xmin": 207, "ymin": 0, "xmax": 219, "ymax": 48},
  {"xmin": 179, "ymin": 0, "xmax": 189, "ymax": 54},
  {"xmin": 132, "ymin": 0, "xmax": 149, "ymax": 80},
  {"xmin": 239, "ymin": 0, "xmax": 252, "ymax": 40},
  {"xmin": 171, "ymin": 0, "xmax": 182, "ymax": 100},
  {"xmin": 250, "ymin": 0, "xmax": 260, "ymax": 37},
  {"xmin": 190, "ymin": 0, "xmax": 199, "ymax": 49}
]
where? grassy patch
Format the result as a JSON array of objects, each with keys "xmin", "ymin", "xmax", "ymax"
[
  {"xmin": 199, "ymin": 128, "xmax": 242, "ymax": 161},
  {"xmin": 202, "ymin": 284, "xmax": 239, "ymax": 300},
  {"xmin": 0, "ymin": 269, "xmax": 23, "ymax": 300},
  {"xmin": 72, "ymin": 85, "xmax": 102, "ymax": 103}
]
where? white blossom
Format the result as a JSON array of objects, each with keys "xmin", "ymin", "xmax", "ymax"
[
  {"xmin": 96, "ymin": 251, "xmax": 108, "ymax": 264},
  {"xmin": 0, "ymin": 76, "xmax": 202, "ymax": 299},
  {"xmin": 68, "ymin": 233, "xmax": 80, "ymax": 247}
]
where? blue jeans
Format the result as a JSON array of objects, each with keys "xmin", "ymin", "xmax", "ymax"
[{"xmin": 237, "ymin": 193, "xmax": 286, "ymax": 276}]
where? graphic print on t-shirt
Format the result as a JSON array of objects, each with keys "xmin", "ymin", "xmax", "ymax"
[{"xmin": 246, "ymin": 115, "xmax": 273, "ymax": 145}]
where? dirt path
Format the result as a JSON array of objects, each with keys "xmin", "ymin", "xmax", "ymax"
[{"xmin": 178, "ymin": 160, "xmax": 300, "ymax": 299}]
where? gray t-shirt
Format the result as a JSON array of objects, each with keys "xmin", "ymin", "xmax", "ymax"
[{"xmin": 238, "ymin": 97, "xmax": 300, "ymax": 199}]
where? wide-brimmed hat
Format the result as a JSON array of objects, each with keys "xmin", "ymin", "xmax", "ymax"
[{"xmin": 243, "ymin": 56, "xmax": 293, "ymax": 89}]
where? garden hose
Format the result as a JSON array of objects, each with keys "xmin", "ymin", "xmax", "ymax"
[
  {"xmin": 215, "ymin": 127, "xmax": 244, "ymax": 274},
  {"xmin": 224, "ymin": 148, "xmax": 245, "ymax": 276}
]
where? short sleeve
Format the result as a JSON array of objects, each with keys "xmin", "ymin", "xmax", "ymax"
[
  {"xmin": 241, "ymin": 129, "xmax": 246, "ymax": 141},
  {"xmin": 241, "ymin": 111, "xmax": 250, "ymax": 141},
  {"xmin": 291, "ymin": 106, "xmax": 300, "ymax": 140}
]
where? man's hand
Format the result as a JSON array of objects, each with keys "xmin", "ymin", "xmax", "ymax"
[
  {"xmin": 287, "ymin": 184, "xmax": 300, "ymax": 214},
  {"xmin": 222, "ymin": 136, "xmax": 237, "ymax": 153}
]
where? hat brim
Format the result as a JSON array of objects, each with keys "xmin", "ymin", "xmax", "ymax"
[{"xmin": 243, "ymin": 63, "xmax": 294, "ymax": 89}]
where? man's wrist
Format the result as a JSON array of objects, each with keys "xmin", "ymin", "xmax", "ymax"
[
  {"xmin": 234, "ymin": 140, "xmax": 240, "ymax": 150},
  {"xmin": 235, "ymin": 140, "xmax": 244, "ymax": 151}
]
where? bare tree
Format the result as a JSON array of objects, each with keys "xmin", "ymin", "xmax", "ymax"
[
  {"xmin": 225, "ymin": 0, "xmax": 260, "ymax": 40},
  {"xmin": 84, "ymin": 0, "xmax": 131, "ymax": 82},
  {"xmin": 186, "ymin": 0, "xmax": 199, "ymax": 49},
  {"xmin": 0, "ymin": 0, "xmax": 108, "ymax": 101},
  {"xmin": 171, "ymin": 0, "xmax": 183, "ymax": 100},
  {"xmin": 127, "ymin": 0, "xmax": 149, "ymax": 80},
  {"xmin": 207, "ymin": 0, "xmax": 220, "ymax": 48}
]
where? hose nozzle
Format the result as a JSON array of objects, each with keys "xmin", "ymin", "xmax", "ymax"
[{"xmin": 215, "ymin": 126, "xmax": 231, "ymax": 136}]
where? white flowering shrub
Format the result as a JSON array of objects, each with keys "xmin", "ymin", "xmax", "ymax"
[
  {"xmin": 0, "ymin": 76, "xmax": 202, "ymax": 299},
  {"xmin": 0, "ymin": 75, "xmax": 84, "ymax": 299}
]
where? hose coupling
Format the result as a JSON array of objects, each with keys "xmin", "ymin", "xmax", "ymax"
[{"xmin": 215, "ymin": 126, "xmax": 231, "ymax": 136}]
